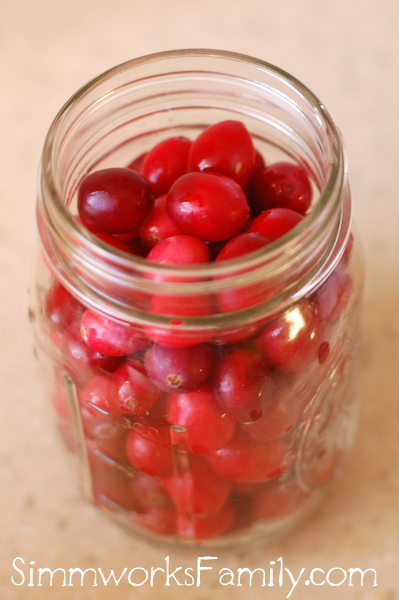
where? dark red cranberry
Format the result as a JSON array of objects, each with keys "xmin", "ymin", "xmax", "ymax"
[
  {"xmin": 165, "ymin": 456, "xmax": 232, "ymax": 516},
  {"xmin": 248, "ymin": 207, "xmax": 304, "ymax": 241},
  {"xmin": 144, "ymin": 342, "xmax": 215, "ymax": 393},
  {"xmin": 139, "ymin": 194, "xmax": 183, "ymax": 248},
  {"xmin": 141, "ymin": 136, "xmax": 192, "ymax": 196},
  {"xmin": 167, "ymin": 172, "xmax": 249, "ymax": 242},
  {"xmin": 188, "ymin": 120, "xmax": 255, "ymax": 187},
  {"xmin": 78, "ymin": 167, "xmax": 153, "ymax": 234},
  {"xmin": 213, "ymin": 345, "xmax": 274, "ymax": 423},
  {"xmin": 111, "ymin": 357, "xmax": 163, "ymax": 415},
  {"xmin": 80, "ymin": 309, "xmax": 149, "ymax": 357},
  {"xmin": 254, "ymin": 162, "xmax": 312, "ymax": 215},
  {"xmin": 165, "ymin": 387, "xmax": 236, "ymax": 454}
]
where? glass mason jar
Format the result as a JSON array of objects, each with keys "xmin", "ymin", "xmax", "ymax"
[{"xmin": 31, "ymin": 49, "xmax": 363, "ymax": 548}]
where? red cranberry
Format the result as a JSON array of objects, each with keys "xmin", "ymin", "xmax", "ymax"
[
  {"xmin": 141, "ymin": 136, "xmax": 192, "ymax": 196},
  {"xmin": 111, "ymin": 357, "xmax": 163, "ymax": 415},
  {"xmin": 256, "ymin": 301, "xmax": 326, "ymax": 374},
  {"xmin": 188, "ymin": 120, "xmax": 255, "ymax": 187},
  {"xmin": 89, "ymin": 457, "xmax": 137, "ymax": 512},
  {"xmin": 239, "ymin": 378, "xmax": 302, "ymax": 441},
  {"xmin": 45, "ymin": 281, "xmax": 84, "ymax": 332},
  {"xmin": 131, "ymin": 472, "xmax": 173, "ymax": 511},
  {"xmin": 80, "ymin": 404, "xmax": 130, "ymax": 461},
  {"xmin": 125, "ymin": 421, "xmax": 174, "ymax": 477},
  {"xmin": 78, "ymin": 167, "xmax": 153, "ymax": 234},
  {"xmin": 146, "ymin": 234, "xmax": 210, "ymax": 268},
  {"xmin": 254, "ymin": 162, "xmax": 312, "ymax": 215},
  {"xmin": 132, "ymin": 506, "xmax": 177, "ymax": 536},
  {"xmin": 165, "ymin": 388, "xmax": 236, "ymax": 454},
  {"xmin": 164, "ymin": 457, "xmax": 232, "ymax": 516},
  {"xmin": 248, "ymin": 207, "xmax": 304, "ymax": 241},
  {"xmin": 214, "ymin": 233, "xmax": 272, "ymax": 313},
  {"xmin": 80, "ymin": 309, "xmax": 149, "ymax": 357},
  {"xmin": 177, "ymin": 502, "xmax": 236, "ymax": 541},
  {"xmin": 126, "ymin": 152, "xmax": 146, "ymax": 173},
  {"xmin": 144, "ymin": 342, "xmax": 215, "ymax": 393},
  {"xmin": 60, "ymin": 323, "xmax": 122, "ymax": 387},
  {"xmin": 94, "ymin": 232, "xmax": 136, "ymax": 253},
  {"xmin": 206, "ymin": 430, "xmax": 288, "ymax": 484},
  {"xmin": 213, "ymin": 345, "xmax": 274, "ymax": 423},
  {"xmin": 313, "ymin": 266, "xmax": 353, "ymax": 322},
  {"xmin": 167, "ymin": 172, "xmax": 249, "ymax": 242},
  {"xmin": 216, "ymin": 232, "xmax": 270, "ymax": 261},
  {"xmin": 139, "ymin": 194, "xmax": 182, "ymax": 248},
  {"xmin": 79, "ymin": 373, "xmax": 121, "ymax": 417}
]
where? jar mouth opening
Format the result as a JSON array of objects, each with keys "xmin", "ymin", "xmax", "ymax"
[{"xmin": 39, "ymin": 48, "xmax": 347, "ymax": 310}]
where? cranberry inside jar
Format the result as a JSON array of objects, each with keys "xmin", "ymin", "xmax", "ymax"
[{"xmin": 32, "ymin": 50, "xmax": 363, "ymax": 548}]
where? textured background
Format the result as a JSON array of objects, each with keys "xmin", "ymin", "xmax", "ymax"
[{"xmin": 1, "ymin": 0, "xmax": 399, "ymax": 598}]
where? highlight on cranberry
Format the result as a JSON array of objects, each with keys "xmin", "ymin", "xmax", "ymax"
[{"xmin": 42, "ymin": 118, "xmax": 356, "ymax": 544}]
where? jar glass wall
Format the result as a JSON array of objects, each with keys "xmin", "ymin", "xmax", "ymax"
[{"xmin": 31, "ymin": 49, "xmax": 363, "ymax": 548}]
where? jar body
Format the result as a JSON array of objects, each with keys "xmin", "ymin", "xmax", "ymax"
[{"xmin": 31, "ymin": 50, "xmax": 363, "ymax": 548}]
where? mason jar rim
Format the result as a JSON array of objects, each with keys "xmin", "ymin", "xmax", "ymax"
[{"xmin": 38, "ymin": 48, "xmax": 349, "ymax": 324}]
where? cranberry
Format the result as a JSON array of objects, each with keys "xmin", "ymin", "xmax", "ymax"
[
  {"xmin": 45, "ymin": 281, "xmax": 84, "ymax": 332},
  {"xmin": 139, "ymin": 194, "xmax": 182, "ymax": 248},
  {"xmin": 111, "ymin": 357, "xmax": 163, "ymax": 415},
  {"xmin": 146, "ymin": 234, "xmax": 210, "ymax": 268},
  {"xmin": 256, "ymin": 301, "xmax": 326, "ymax": 374},
  {"xmin": 132, "ymin": 506, "xmax": 177, "ymax": 536},
  {"xmin": 81, "ymin": 404, "xmax": 130, "ymax": 461},
  {"xmin": 248, "ymin": 207, "xmax": 304, "ymax": 241},
  {"xmin": 165, "ymin": 388, "xmax": 236, "ymax": 454},
  {"xmin": 61, "ymin": 323, "xmax": 122, "ymax": 387},
  {"xmin": 77, "ymin": 167, "xmax": 153, "ymax": 234},
  {"xmin": 244, "ymin": 149, "xmax": 266, "ymax": 203},
  {"xmin": 207, "ymin": 430, "xmax": 288, "ymax": 484},
  {"xmin": 164, "ymin": 457, "xmax": 232, "ymax": 515},
  {"xmin": 141, "ymin": 136, "xmax": 192, "ymax": 196},
  {"xmin": 254, "ymin": 162, "xmax": 312, "ymax": 215},
  {"xmin": 214, "ymin": 233, "xmax": 271, "ymax": 313},
  {"xmin": 125, "ymin": 421, "xmax": 174, "ymax": 477},
  {"xmin": 86, "ymin": 443, "xmax": 136, "ymax": 511},
  {"xmin": 131, "ymin": 472, "xmax": 173, "ymax": 510},
  {"xmin": 188, "ymin": 120, "xmax": 255, "ymax": 187},
  {"xmin": 94, "ymin": 233, "xmax": 136, "ymax": 253},
  {"xmin": 79, "ymin": 373, "xmax": 121, "ymax": 417},
  {"xmin": 177, "ymin": 502, "xmax": 236, "ymax": 540},
  {"xmin": 80, "ymin": 309, "xmax": 149, "ymax": 357},
  {"xmin": 167, "ymin": 172, "xmax": 249, "ymax": 242},
  {"xmin": 144, "ymin": 342, "xmax": 215, "ymax": 393},
  {"xmin": 240, "ymin": 378, "xmax": 302, "ymax": 441},
  {"xmin": 313, "ymin": 266, "xmax": 353, "ymax": 322},
  {"xmin": 213, "ymin": 345, "xmax": 274, "ymax": 423},
  {"xmin": 127, "ymin": 152, "xmax": 146, "ymax": 173},
  {"xmin": 216, "ymin": 232, "xmax": 270, "ymax": 261}
]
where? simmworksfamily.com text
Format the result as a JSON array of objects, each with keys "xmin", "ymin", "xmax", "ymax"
[{"xmin": 11, "ymin": 556, "xmax": 377, "ymax": 598}]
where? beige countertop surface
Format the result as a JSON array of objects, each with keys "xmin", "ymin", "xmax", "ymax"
[{"xmin": 1, "ymin": 0, "xmax": 399, "ymax": 598}]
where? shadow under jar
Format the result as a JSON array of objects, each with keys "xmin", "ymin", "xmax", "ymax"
[{"xmin": 31, "ymin": 49, "xmax": 363, "ymax": 548}]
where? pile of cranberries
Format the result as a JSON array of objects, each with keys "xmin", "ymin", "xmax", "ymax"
[{"xmin": 45, "ymin": 120, "xmax": 354, "ymax": 543}]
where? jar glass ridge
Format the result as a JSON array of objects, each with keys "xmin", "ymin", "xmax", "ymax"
[{"xmin": 32, "ymin": 49, "xmax": 363, "ymax": 548}]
